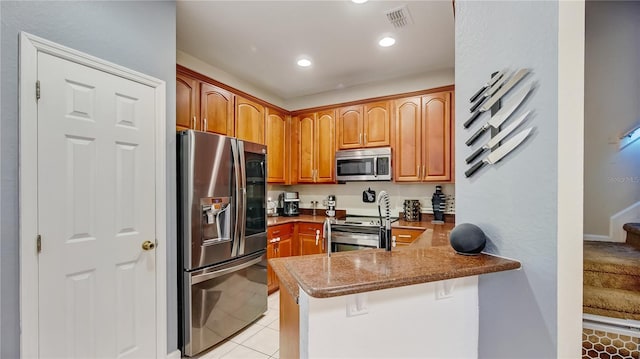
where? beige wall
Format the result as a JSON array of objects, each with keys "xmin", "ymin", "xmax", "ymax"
[
  {"xmin": 269, "ymin": 182, "xmax": 454, "ymax": 218},
  {"xmin": 584, "ymin": 1, "xmax": 640, "ymax": 237}
]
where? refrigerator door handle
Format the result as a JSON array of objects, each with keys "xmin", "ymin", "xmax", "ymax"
[
  {"xmin": 231, "ymin": 140, "xmax": 241, "ymax": 257},
  {"xmin": 237, "ymin": 141, "xmax": 247, "ymax": 256},
  {"xmin": 190, "ymin": 253, "xmax": 264, "ymax": 285}
]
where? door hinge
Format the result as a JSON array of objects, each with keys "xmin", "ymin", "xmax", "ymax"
[
  {"xmin": 36, "ymin": 234, "xmax": 42, "ymax": 253},
  {"xmin": 36, "ymin": 80, "xmax": 40, "ymax": 100}
]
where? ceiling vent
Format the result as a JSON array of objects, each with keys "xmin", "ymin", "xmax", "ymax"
[{"xmin": 385, "ymin": 5, "xmax": 413, "ymax": 29}]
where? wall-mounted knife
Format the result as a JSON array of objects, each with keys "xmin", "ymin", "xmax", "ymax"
[
  {"xmin": 469, "ymin": 71, "xmax": 510, "ymax": 113},
  {"xmin": 479, "ymin": 68, "xmax": 529, "ymax": 112},
  {"xmin": 469, "ymin": 70, "xmax": 505, "ymax": 103},
  {"xmin": 465, "ymin": 81, "xmax": 533, "ymax": 146},
  {"xmin": 465, "ymin": 127, "xmax": 533, "ymax": 178},
  {"xmin": 465, "ymin": 110, "xmax": 530, "ymax": 164}
]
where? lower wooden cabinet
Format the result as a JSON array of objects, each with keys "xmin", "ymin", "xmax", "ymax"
[
  {"xmin": 391, "ymin": 228, "xmax": 424, "ymax": 247},
  {"xmin": 267, "ymin": 224, "xmax": 293, "ymax": 293},
  {"xmin": 297, "ymin": 222, "xmax": 325, "ymax": 255}
]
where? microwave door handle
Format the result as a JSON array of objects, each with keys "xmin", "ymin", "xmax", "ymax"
[{"xmin": 373, "ymin": 157, "xmax": 378, "ymax": 178}]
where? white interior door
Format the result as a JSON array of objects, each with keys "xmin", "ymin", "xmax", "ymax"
[{"xmin": 36, "ymin": 51, "xmax": 157, "ymax": 358}]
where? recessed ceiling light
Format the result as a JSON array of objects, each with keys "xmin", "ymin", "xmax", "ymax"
[
  {"xmin": 297, "ymin": 58, "xmax": 312, "ymax": 67},
  {"xmin": 352, "ymin": 0, "xmax": 368, "ymax": 4},
  {"xmin": 378, "ymin": 37, "xmax": 396, "ymax": 47}
]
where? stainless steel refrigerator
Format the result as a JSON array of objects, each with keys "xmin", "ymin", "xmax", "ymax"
[{"xmin": 177, "ymin": 130, "xmax": 267, "ymax": 357}]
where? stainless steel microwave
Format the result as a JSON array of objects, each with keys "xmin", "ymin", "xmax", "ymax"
[{"xmin": 335, "ymin": 147, "xmax": 392, "ymax": 181}]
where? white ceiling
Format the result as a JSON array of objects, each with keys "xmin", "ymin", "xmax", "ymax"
[{"xmin": 177, "ymin": 1, "xmax": 455, "ymax": 101}]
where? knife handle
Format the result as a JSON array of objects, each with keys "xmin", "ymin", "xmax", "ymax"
[
  {"xmin": 465, "ymin": 125, "xmax": 488, "ymax": 146},
  {"xmin": 464, "ymin": 111, "xmax": 481, "ymax": 129},
  {"xmin": 465, "ymin": 147, "xmax": 486, "ymax": 164},
  {"xmin": 469, "ymin": 85, "xmax": 487, "ymax": 103},
  {"xmin": 465, "ymin": 161, "xmax": 486, "ymax": 178},
  {"xmin": 469, "ymin": 95, "xmax": 487, "ymax": 113}
]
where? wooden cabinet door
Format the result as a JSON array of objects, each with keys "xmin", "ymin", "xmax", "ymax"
[
  {"xmin": 200, "ymin": 83, "xmax": 234, "ymax": 136},
  {"xmin": 236, "ymin": 96, "xmax": 265, "ymax": 145},
  {"xmin": 337, "ymin": 105, "xmax": 363, "ymax": 150},
  {"xmin": 176, "ymin": 73, "xmax": 199, "ymax": 131},
  {"xmin": 266, "ymin": 240, "xmax": 278, "ymax": 292},
  {"xmin": 278, "ymin": 236, "xmax": 293, "ymax": 258},
  {"xmin": 298, "ymin": 223, "xmax": 324, "ymax": 255},
  {"xmin": 364, "ymin": 101, "xmax": 391, "ymax": 147},
  {"xmin": 297, "ymin": 114, "xmax": 315, "ymax": 183},
  {"xmin": 266, "ymin": 108, "xmax": 287, "ymax": 183},
  {"xmin": 422, "ymin": 92, "xmax": 451, "ymax": 181},
  {"xmin": 394, "ymin": 97, "xmax": 422, "ymax": 182},
  {"xmin": 315, "ymin": 110, "xmax": 335, "ymax": 183}
]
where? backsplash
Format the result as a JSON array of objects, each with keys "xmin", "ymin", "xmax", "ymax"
[{"xmin": 268, "ymin": 182, "xmax": 455, "ymax": 217}]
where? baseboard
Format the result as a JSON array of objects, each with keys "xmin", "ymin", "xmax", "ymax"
[
  {"xmin": 166, "ymin": 349, "xmax": 181, "ymax": 359},
  {"xmin": 583, "ymin": 234, "xmax": 612, "ymax": 242}
]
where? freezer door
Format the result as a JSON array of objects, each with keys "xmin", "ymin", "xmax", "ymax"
[
  {"xmin": 180, "ymin": 252, "xmax": 267, "ymax": 357},
  {"xmin": 178, "ymin": 130, "xmax": 240, "ymax": 270}
]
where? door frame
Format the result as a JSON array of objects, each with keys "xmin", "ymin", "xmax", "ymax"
[{"xmin": 18, "ymin": 32, "xmax": 169, "ymax": 358}]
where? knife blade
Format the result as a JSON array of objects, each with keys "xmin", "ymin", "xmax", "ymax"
[
  {"xmin": 480, "ymin": 68, "xmax": 529, "ymax": 112},
  {"xmin": 465, "ymin": 127, "xmax": 533, "ymax": 178},
  {"xmin": 469, "ymin": 71, "xmax": 510, "ymax": 112},
  {"xmin": 465, "ymin": 110, "xmax": 530, "ymax": 164},
  {"xmin": 465, "ymin": 81, "xmax": 532, "ymax": 146},
  {"xmin": 469, "ymin": 70, "xmax": 505, "ymax": 103}
]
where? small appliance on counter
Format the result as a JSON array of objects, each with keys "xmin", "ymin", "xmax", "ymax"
[
  {"xmin": 403, "ymin": 199, "xmax": 421, "ymax": 222},
  {"xmin": 282, "ymin": 191, "xmax": 300, "ymax": 216},
  {"xmin": 324, "ymin": 195, "xmax": 336, "ymax": 218}
]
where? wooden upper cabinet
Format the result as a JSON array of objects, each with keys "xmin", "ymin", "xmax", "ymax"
[
  {"xmin": 337, "ymin": 105, "xmax": 363, "ymax": 150},
  {"xmin": 422, "ymin": 92, "xmax": 451, "ymax": 181},
  {"xmin": 297, "ymin": 114, "xmax": 315, "ymax": 183},
  {"xmin": 176, "ymin": 73, "xmax": 199, "ymax": 131},
  {"xmin": 394, "ymin": 97, "xmax": 423, "ymax": 182},
  {"xmin": 200, "ymin": 83, "xmax": 234, "ymax": 136},
  {"xmin": 363, "ymin": 101, "xmax": 391, "ymax": 147},
  {"xmin": 236, "ymin": 96, "xmax": 265, "ymax": 145},
  {"xmin": 266, "ymin": 108, "xmax": 287, "ymax": 183},
  {"xmin": 295, "ymin": 111, "xmax": 335, "ymax": 183},
  {"xmin": 315, "ymin": 110, "xmax": 335, "ymax": 183},
  {"xmin": 337, "ymin": 101, "xmax": 390, "ymax": 149},
  {"xmin": 393, "ymin": 92, "xmax": 453, "ymax": 182}
]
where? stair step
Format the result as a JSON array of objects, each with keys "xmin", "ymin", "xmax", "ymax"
[
  {"xmin": 583, "ymin": 285, "xmax": 640, "ymax": 321},
  {"xmin": 584, "ymin": 270, "xmax": 640, "ymax": 291},
  {"xmin": 584, "ymin": 241, "xmax": 640, "ymax": 277},
  {"xmin": 624, "ymin": 223, "xmax": 640, "ymax": 249}
]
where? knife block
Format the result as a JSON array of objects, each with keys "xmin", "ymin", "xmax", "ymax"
[{"xmin": 403, "ymin": 200, "xmax": 421, "ymax": 222}]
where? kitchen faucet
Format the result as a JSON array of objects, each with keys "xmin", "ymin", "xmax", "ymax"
[{"xmin": 323, "ymin": 217, "xmax": 332, "ymax": 257}]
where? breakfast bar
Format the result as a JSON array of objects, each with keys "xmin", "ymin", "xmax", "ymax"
[{"xmin": 269, "ymin": 226, "xmax": 521, "ymax": 358}]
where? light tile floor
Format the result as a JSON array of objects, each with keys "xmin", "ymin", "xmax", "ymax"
[{"xmin": 196, "ymin": 291, "xmax": 280, "ymax": 359}]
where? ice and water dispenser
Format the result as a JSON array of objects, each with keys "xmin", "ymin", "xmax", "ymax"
[{"xmin": 200, "ymin": 197, "xmax": 232, "ymax": 243}]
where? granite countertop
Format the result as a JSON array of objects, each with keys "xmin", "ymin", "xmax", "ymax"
[{"xmin": 269, "ymin": 221, "xmax": 521, "ymax": 301}]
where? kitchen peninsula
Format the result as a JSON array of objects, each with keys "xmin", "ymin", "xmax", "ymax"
[{"xmin": 269, "ymin": 223, "xmax": 521, "ymax": 358}]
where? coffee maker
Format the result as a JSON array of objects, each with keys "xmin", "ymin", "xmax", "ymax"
[{"xmin": 282, "ymin": 191, "xmax": 300, "ymax": 217}]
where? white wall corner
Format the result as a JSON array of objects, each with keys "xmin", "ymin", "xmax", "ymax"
[{"xmin": 610, "ymin": 201, "xmax": 640, "ymax": 242}]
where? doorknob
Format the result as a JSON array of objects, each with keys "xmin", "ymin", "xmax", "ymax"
[{"xmin": 142, "ymin": 240, "xmax": 156, "ymax": 251}]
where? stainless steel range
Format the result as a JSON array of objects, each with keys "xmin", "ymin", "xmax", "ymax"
[{"xmin": 330, "ymin": 215, "xmax": 398, "ymax": 252}]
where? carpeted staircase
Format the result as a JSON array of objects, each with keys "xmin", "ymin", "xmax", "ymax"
[{"xmin": 583, "ymin": 223, "xmax": 640, "ymax": 320}]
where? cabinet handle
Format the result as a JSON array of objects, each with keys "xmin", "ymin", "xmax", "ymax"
[
  {"xmin": 423, "ymin": 166, "xmax": 426, "ymax": 178},
  {"xmin": 364, "ymin": 133, "xmax": 367, "ymax": 144},
  {"xmin": 203, "ymin": 118, "xmax": 208, "ymax": 131},
  {"xmin": 398, "ymin": 234, "xmax": 412, "ymax": 238},
  {"xmin": 359, "ymin": 133, "xmax": 362, "ymax": 144},
  {"xmin": 272, "ymin": 230, "xmax": 280, "ymax": 235},
  {"xmin": 191, "ymin": 116, "xmax": 196, "ymax": 129},
  {"xmin": 315, "ymin": 229, "xmax": 320, "ymax": 245},
  {"xmin": 417, "ymin": 165, "xmax": 420, "ymax": 177}
]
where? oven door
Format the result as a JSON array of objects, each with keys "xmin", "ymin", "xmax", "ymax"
[{"xmin": 330, "ymin": 227, "xmax": 380, "ymax": 252}]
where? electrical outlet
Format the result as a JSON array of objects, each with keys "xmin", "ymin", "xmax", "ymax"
[
  {"xmin": 346, "ymin": 293, "xmax": 368, "ymax": 316},
  {"xmin": 436, "ymin": 280, "xmax": 455, "ymax": 300}
]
